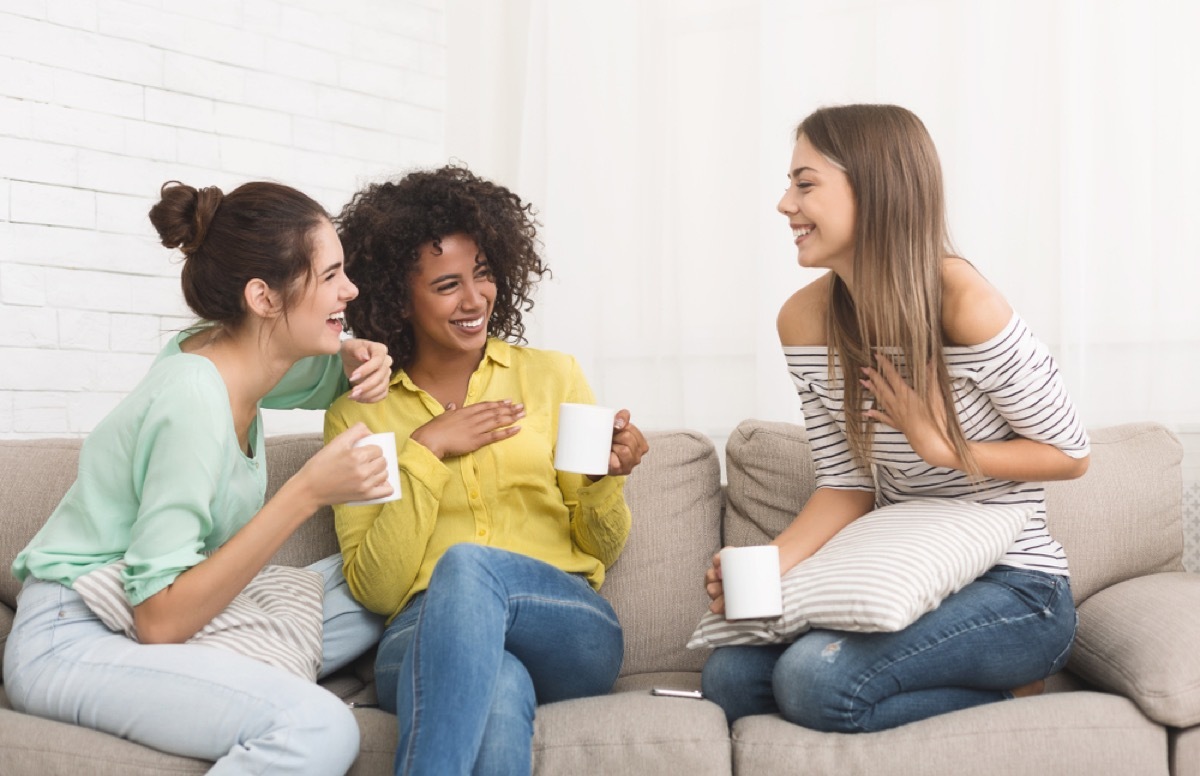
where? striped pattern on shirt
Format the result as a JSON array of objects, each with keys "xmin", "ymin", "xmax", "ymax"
[{"xmin": 784, "ymin": 314, "xmax": 1090, "ymax": 576}]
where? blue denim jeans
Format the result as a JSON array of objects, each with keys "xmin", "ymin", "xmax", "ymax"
[
  {"xmin": 701, "ymin": 565, "xmax": 1077, "ymax": 733},
  {"xmin": 375, "ymin": 544, "xmax": 624, "ymax": 776},
  {"xmin": 3, "ymin": 554, "xmax": 384, "ymax": 775}
]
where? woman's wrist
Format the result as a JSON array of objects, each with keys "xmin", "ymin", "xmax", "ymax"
[
  {"xmin": 409, "ymin": 428, "xmax": 443, "ymax": 460},
  {"xmin": 276, "ymin": 474, "xmax": 323, "ymax": 518}
]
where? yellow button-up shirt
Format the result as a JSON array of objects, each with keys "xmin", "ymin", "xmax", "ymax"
[{"xmin": 324, "ymin": 339, "xmax": 631, "ymax": 622}]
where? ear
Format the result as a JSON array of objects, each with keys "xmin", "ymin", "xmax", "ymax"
[{"xmin": 244, "ymin": 279, "xmax": 284, "ymax": 320}]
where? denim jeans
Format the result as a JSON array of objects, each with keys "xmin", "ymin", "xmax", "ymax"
[
  {"xmin": 3, "ymin": 554, "xmax": 384, "ymax": 775},
  {"xmin": 701, "ymin": 565, "xmax": 1077, "ymax": 733},
  {"xmin": 375, "ymin": 544, "xmax": 624, "ymax": 776}
]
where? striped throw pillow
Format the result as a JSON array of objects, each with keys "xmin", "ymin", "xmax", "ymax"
[
  {"xmin": 73, "ymin": 561, "xmax": 324, "ymax": 681},
  {"xmin": 688, "ymin": 499, "xmax": 1033, "ymax": 649}
]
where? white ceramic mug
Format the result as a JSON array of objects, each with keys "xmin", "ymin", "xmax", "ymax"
[
  {"xmin": 719, "ymin": 545, "xmax": 783, "ymax": 620},
  {"xmin": 554, "ymin": 403, "xmax": 616, "ymax": 475},
  {"xmin": 347, "ymin": 431, "xmax": 402, "ymax": 506}
]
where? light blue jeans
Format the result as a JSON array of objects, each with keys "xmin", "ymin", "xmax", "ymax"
[
  {"xmin": 376, "ymin": 544, "xmax": 624, "ymax": 776},
  {"xmin": 701, "ymin": 565, "xmax": 1077, "ymax": 732},
  {"xmin": 3, "ymin": 554, "xmax": 384, "ymax": 775}
]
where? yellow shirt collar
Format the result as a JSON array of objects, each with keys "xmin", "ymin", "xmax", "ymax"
[{"xmin": 389, "ymin": 338, "xmax": 513, "ymax": 391}]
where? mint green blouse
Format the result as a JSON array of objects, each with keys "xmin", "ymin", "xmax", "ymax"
[{"xmin": 12, "ymin": 332, "xmax": 348, "ymax": 605}]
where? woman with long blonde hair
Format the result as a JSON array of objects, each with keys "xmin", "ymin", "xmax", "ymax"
[{"xmin": 701, "ymin": 104, "xmax": 1090, "ymax": 732}]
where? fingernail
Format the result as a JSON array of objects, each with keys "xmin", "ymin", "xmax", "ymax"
[{"xmin": 614, "ymin": 417, "xmax": 627, "ymax": 429}]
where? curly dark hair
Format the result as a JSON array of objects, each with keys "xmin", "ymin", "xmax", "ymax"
[{"xmin": 336, "ymin": 165, "xmax": 547, "ymax": 369}]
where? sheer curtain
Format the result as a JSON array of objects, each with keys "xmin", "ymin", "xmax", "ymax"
[{"xmin": 445, "ymin": 0, "xmax": 1200, "ymax": 456}]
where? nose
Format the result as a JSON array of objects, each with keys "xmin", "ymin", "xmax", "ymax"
[
  {"xmin": 777, "ymin": 190, "xmax": 797, "ymax": 216},
  {"xmin": 342, "ymin": 277, "xmax": 358, "ymax": 301},
  {"xmin": 462, "ymin": 279, "xmax": 485, "ymax": 309}
]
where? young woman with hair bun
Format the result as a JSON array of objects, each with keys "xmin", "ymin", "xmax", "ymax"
[{"xmin": 5, "ymin": 180, "xmax": 395, "ymax": 774}]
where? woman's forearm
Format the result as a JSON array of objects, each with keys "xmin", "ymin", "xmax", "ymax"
[
  {"xmin": 952, "ymin": 437, "xmax": 1089, "ymax": 482},
  {"xmin": 132, "ymin": 478, "xmax": 321, "ymax": 644},
  {"xmin": 772, "ymin": 487, "xmax": 876, "ymax": 574}
]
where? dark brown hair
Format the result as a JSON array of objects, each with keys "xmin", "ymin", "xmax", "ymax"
[
  {"xmin": 797, "ymin": 104, "xmax": 975, "ymax": 474},
  {"xmin": 336, "ymin": 164, "xmax": 546, "ymax": 369},
  {"xmin": 148, "ymin": 180, "xmax": 329, "ymax": 328}
]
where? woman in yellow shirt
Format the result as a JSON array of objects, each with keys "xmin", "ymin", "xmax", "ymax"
[{"xmin": 327, "ymin": 165, "xmax": 649, "ymax": 776}]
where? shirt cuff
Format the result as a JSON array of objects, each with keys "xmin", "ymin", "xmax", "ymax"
[
  {"xmin": 398, "ymin": 437, "xmax": 451, "ymax": 494},
  {"xmin": 575, "ymin": 473, "xmax": 626, "ymax": 505}
]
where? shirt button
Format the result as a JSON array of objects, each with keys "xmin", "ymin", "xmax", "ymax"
[
  {"xmin": 469, "ymin": 491, "xmax": 479, "ymax": 500},
  {"xmin": 478, "ymin": 529, "xmax": 487, "ymax": 537}
]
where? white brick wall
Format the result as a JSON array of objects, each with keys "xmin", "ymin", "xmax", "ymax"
[{"xmin": 0, "ymin": 0, "xmax": 446, "ymax": 439}]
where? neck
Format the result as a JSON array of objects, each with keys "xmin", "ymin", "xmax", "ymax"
[
  {"xmin": 183, "ymin": 324, "xmax": 295, "ymax": 411},
  {"xmin": 405, "ymin": 343, "xmax": 488, "ymax": 407},
  {"xmin": 831, "ymin": 266, "xmax": 856, "ymax": 297}
]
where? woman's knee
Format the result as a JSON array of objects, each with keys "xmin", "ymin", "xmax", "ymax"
[
  {"xmin": 772, "ymin": 636, "xmax": 861, "ymax": 733},
  {"xmin": 429, "ymin": 544, "xmax": 502, "ymax": 592},
  {"xmin": 700, "ymin": 647, "xmax": 747, "ymax": 704},
  {"xmin": 275, "ymin": 688, "xmax": 361, "ymax": 774}
]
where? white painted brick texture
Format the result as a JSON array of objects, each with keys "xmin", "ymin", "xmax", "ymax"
[{"xmin": 1, "ymin": 1, "xmax": 446, "ymax": 439}]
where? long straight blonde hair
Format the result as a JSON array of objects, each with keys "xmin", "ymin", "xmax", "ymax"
[{"xmin": 797, "ymin": 104, "xmax": 976, "ymax": 474}]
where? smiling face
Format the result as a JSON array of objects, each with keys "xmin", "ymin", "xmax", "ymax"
[
  {"xmin": 283, "ymin": 219, "xmax": 358, "ymax": 356},
  {"xmin": 405, "ymin": 233, "xmax": 496, "ymax": 365},
  {"xmin": 777, "ymin": 134, "xmax": 858, "ymax": 277}
]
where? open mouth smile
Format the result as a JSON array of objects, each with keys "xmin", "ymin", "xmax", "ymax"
[{"xmin": 453, "ymin": 315, "xmax": 485, "ymax": 330}]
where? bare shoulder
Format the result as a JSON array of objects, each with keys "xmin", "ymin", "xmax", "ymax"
[
  {"xmin": 777, "ymin": 273, "xmax": 831, "ymax": 346},
  {"xmin": 941, "ymin": 258, "xmax": 1013, "ymax": 346}
]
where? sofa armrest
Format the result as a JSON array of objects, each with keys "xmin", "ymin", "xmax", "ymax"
[{"xmin": 1070, "ymin": 571, "xmax": 1200, "ymax": 727}]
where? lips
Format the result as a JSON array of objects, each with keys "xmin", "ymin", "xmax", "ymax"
[{"xmin": 327, "ymin": 311, "xmax": 346, "ymax": 332}]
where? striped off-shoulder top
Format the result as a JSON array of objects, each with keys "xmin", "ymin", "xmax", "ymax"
[{"xmin": 783, "ymin": 313, "xmax": 1090, "ymax": 576}]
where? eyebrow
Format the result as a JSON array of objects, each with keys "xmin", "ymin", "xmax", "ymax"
[
  {"xmin": 789, "ymin": 166, "xmax": 819, "ymax": 180},
  {"xmin": 318, "ymin": 261, "xmax": 342, "ymax": 274}
]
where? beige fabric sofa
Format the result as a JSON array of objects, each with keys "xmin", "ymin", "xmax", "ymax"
[{"xmin": 0, "ymin": 420, "xmax": 1195, "ymax": 775}]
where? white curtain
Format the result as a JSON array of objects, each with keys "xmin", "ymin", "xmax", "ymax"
[{"xmin": 445, "ymin": 0, "xmax": 1200, "ymax": 456}]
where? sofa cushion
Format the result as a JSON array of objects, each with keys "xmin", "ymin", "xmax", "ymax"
[
  {"xmin": 0, "ymin": 706, "xmax": 210, "ymax": 776},
  {"xmin": 723, "ymin": 420, "xmax": 817, "ymax": 548},
  {"xmin": 74, "ymin": 561, "xmax": 325, "ymax": 682},
  {"xmin": 731, "ymin": 692, "xmax": 1166, "ymax": 776},
  {"xmin": 1171, "ymin": 726, "xmax": 1200, "ymax": 776},
  {"xmin": 688, "ymin": 500, "xmax": 1030, "ymax": 647},
  {"xmin": 264, "ymin": 434, "xmax": 341, "ymax": 568},
  {"xmin": 1044, "ymin": 422, "xmax": 1184, "ymax": 604},
  {"xmin": 532, "ymin": 688, "xmax": 731, "ymax": 775},
  {"xmin": 1071, "ymin": 571, "xmax": 1200, "ymax": 727},
  {"xmin": 0, "ymin": 440, "xmax": 84, "ymax": 612},
  {"xmin": 603, "ymin": 430, "xmax": 723, "ymax": 676}
]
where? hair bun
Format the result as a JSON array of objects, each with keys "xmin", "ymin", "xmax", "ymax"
[{"xmin": 148, "ymin": 181, "xmax": 225, "ymax": 256}]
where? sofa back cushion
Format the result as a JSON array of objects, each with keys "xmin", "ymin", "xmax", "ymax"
[
  {"xmin": 723, "ymin": 419, "xmax": 1185, "ymax": 607},
  {"xmin": 723, "ymin": 420, "xmax": 818, "ymax": 548},
  {"xmin": 603, "ymin": 430, "xmax": 723, "ymax": 676},
  {"xmin": 1044, "ymin": 422, "xmax": 1184, "ymax": 603},
  {"xmin": 0, "ymin": 440, "xmax": 84, "ymax": 612},
  {"xmin": 263, "ymin": 435, "xmax": 340, "ymax": 567}
]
